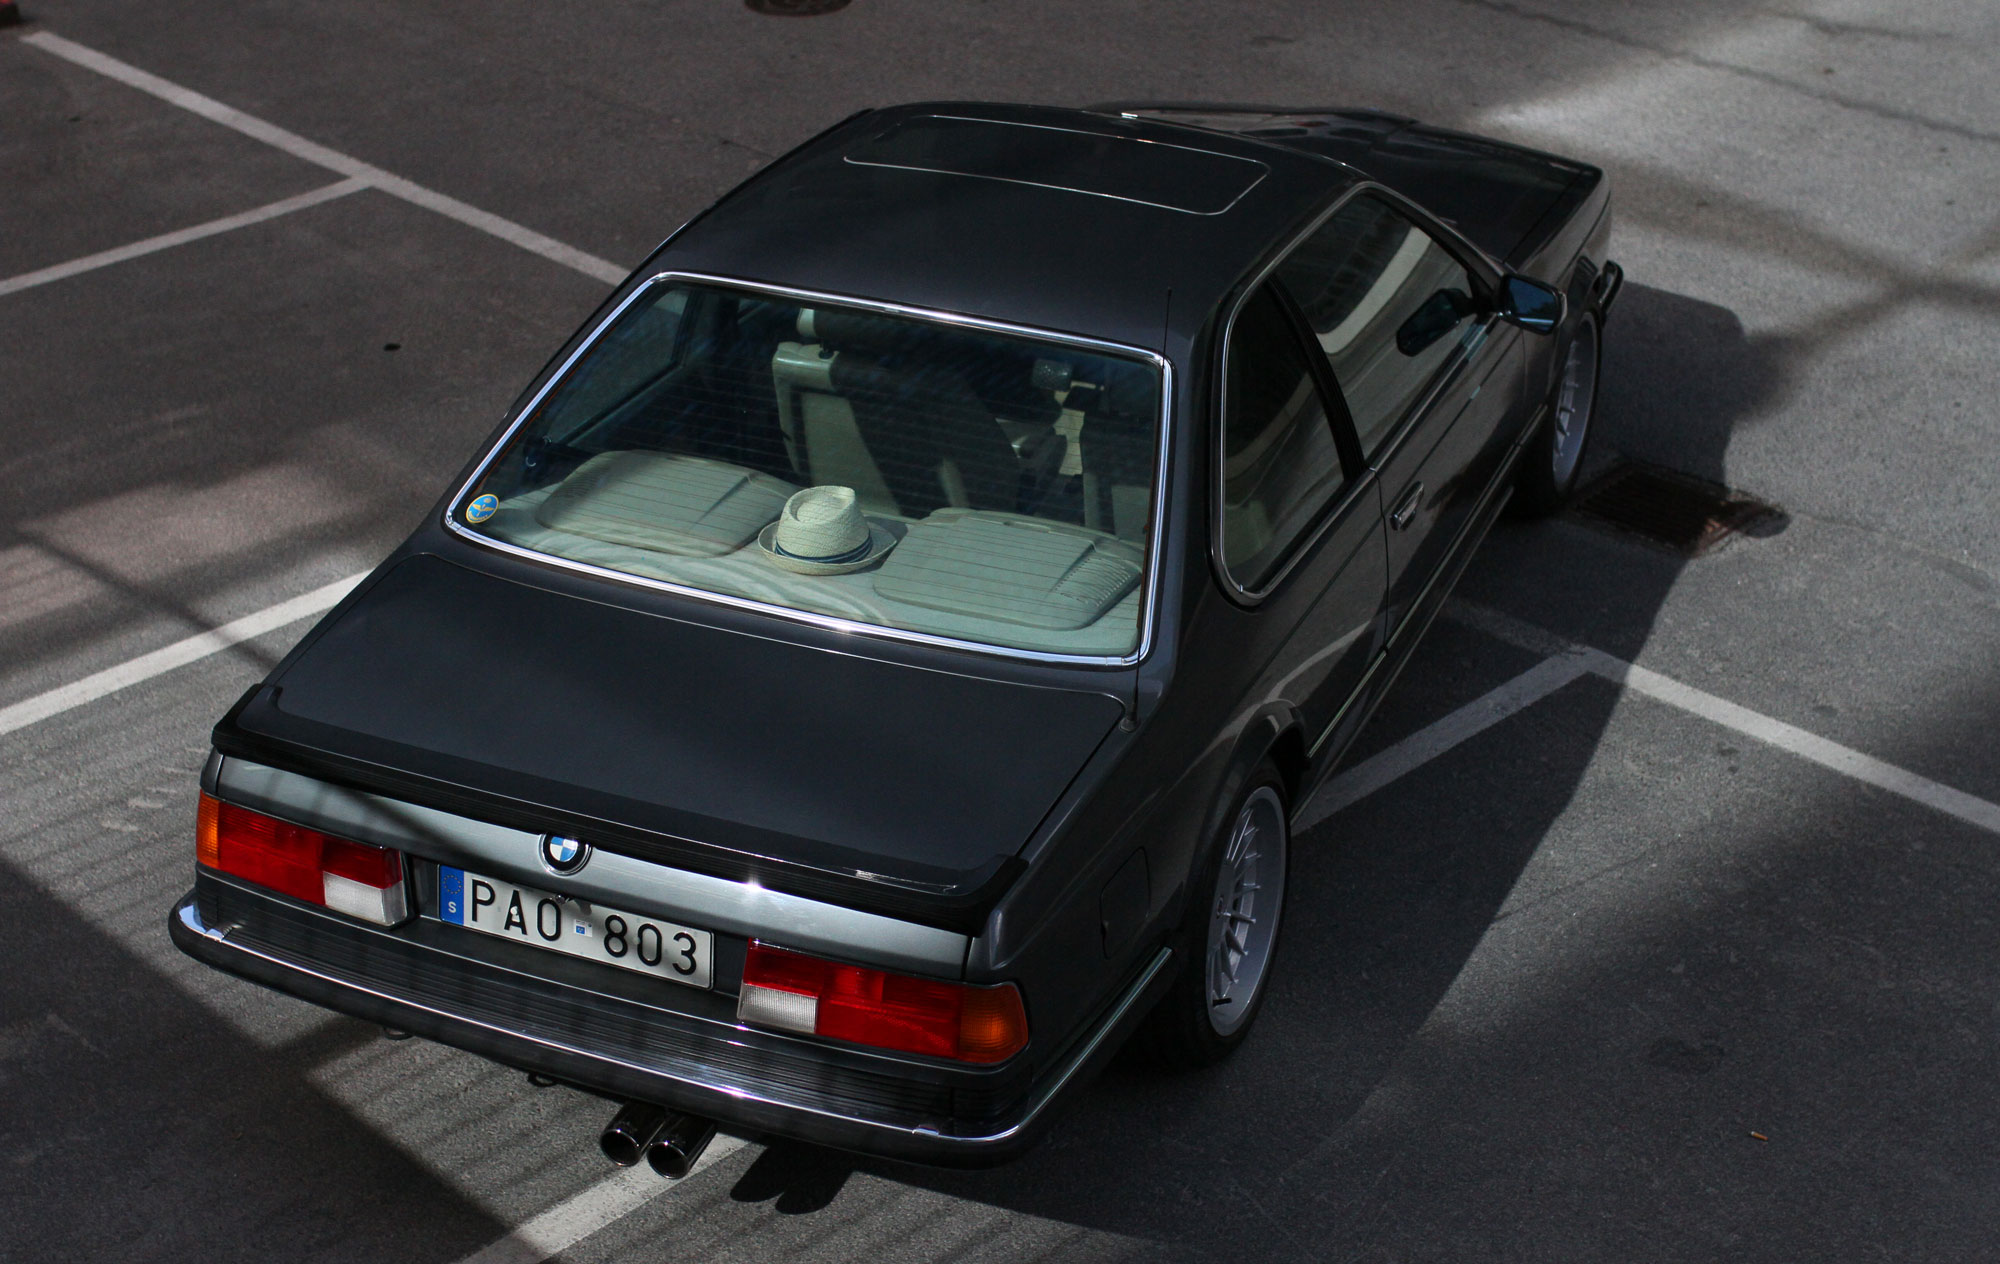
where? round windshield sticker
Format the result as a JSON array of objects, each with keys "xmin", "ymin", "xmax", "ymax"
[{"xmin": 465, "ymin": 494, "xmax": 499, "ymax": 523}]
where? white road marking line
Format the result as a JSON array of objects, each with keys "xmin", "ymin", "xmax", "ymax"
[
  {"xmin": 0, "ymin": 571, "xmax": 366, "ymax": 737},
  {"xmin": 20, "ymin": 32, "xmax": 628, "ymax": 286},
  {"xmin": 454, "ymin": 1135, "xmax": 751, "ymax": 1264},
  {"xmin": 1297, "ymin": 650, "xmax": 1594, "ymax": 831},
  {"xmin": 0, "ymin": 177, "xmax": 368, "ymax": 297},
  {"xmin": 1596, "ymin": 653, "xmax": 2000, "ymax": 836},
  {"xmin": 1445, "ymin": 600, "xmax": 2000, "ymax": 837},
  {"xmin": 3, "ymin": 30, "xmax": 637, "ymax": 732}
]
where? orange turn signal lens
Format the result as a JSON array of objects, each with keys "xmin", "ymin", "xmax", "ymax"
[
  {"xmin": 956, "ymin": 984, "xmax": 1031, "ymax": 1063},
  {"xmin": 196, "ymin": 793, "xmax": 221, "ymax": 869}
]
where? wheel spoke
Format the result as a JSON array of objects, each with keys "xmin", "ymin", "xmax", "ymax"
[
  {"xmin": 1549, "ymin": 319, "xmax": 1597, "ymax": 485},
  {"xmin": 1200, "ymin": 785, "xmax": 1288, "ymax": 1038}
]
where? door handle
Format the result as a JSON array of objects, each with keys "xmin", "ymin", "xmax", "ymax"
[{"xmin": 1389, "ymin": 482, "xmax": 1424, "ymax": 531}]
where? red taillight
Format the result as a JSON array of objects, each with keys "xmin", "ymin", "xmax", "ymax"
[
  {"xmin": 196, "ymin": 792, "xmax": 410, "ymax": 926},
  {"xmin": 737, "ymin": 942, "xmax": 1028, "ymax": 1064}
]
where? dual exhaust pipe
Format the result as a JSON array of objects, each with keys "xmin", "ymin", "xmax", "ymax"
[{"xmin": 599, "ymin": 1102, "xmax": 719, "ymax": 1178}]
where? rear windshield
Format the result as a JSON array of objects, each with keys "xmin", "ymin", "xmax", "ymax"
[{"xmin": 456, "ymin": 280, "xmax": 1165, "ymax": 658}]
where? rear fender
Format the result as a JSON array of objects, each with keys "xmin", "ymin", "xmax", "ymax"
[{"xmin": 1162, "ymin": 704, "xmax": 1303, "ymax": 931}]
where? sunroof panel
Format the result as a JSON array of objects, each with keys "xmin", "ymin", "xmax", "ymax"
[{"xmin": 846, "ymin": 115, "xmax": 1268, "ymax": 216}]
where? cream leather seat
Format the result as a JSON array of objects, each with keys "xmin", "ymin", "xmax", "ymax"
[{"xmin": 770, "ymin": 309, "xmax": 1021, "ymax": 517}]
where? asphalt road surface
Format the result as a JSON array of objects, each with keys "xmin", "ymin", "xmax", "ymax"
[{"xmin": 4, "ymin": 1, "xmax": 1998, "ymax": 1260}]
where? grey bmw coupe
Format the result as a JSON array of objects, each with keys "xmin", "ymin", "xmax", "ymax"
[{"xmin": 172, "ymin": 102, "xmax": 1619, "ymax": 1170}]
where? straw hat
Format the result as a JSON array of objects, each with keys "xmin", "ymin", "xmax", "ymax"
[{"xmin": 757, "ymin": 485, "xmax": 897, "ymax": 575}]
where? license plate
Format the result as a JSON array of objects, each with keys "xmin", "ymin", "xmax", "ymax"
[{"xmin": 438, "ymin": 867, "xmax": 712, "ymax": 990}]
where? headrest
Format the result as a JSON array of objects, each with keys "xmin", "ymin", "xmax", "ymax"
[
  {"xmin": 797, "ymin": 307, "xmax": 926, "ymax": 356},
  {"xmin": 1031, "ymin": 358, "xmax": 1074, "ymax": 393}
]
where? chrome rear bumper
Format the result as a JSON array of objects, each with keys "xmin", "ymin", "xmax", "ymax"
[{"xmin": 170, "ymin": 878, "xmax": 1170, "ymax": 1166}]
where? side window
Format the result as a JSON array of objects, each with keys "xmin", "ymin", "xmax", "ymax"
[
  {"xmin": 1221, "ymin": 284, "xmax": 1349, "ymax": 590},
  {"xmin": 1276, "ymin": 194, "xmax": 1477, "ymax": 458}
]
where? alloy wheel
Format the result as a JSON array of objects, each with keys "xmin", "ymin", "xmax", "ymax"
[
  {"xmin": 1205, "ymin": 784, "xmax": 1287, "ymax": 1037},
  {"xmin": 1551, "ymin": 316, "xmax": 1599, "ymax": 487}
]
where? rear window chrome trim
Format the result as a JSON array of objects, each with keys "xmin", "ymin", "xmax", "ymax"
[{"xmin": 443, "ymin": 271, "xmax": 1174, "ymax": 669}]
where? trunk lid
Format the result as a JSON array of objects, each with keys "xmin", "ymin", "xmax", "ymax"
[{"xmin": 218, "ymin": 554, "xmax": 1126, "ymax": 927}]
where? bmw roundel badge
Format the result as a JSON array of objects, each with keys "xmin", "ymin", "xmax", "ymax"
[{"xmin": 540, "ymin": 833, "xmax": 590, "ymax": 875}]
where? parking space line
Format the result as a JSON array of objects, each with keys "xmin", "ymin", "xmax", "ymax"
[
  {"xmin": 1301, "ymin": 600, "xmax": 2000, "ymax": 840},
  {"xmin": 454, "ymin": 1135, "xmax": 750, "ymax": 1264},
  {"xmin": 1446, "ymin": 599, "xmax": 2000, "ymax": 838},
  {"xmin": 0, "ymin": 178, "xmax": 368, "ymax": 297},
  {"xmin": 1597, "ymin": 654, "xmax": 2000, "ymax": 836},
  {"xmin": 20, "ymin": 32, "xmax": 628, "ymax": 287},
  {"xmin": 0, "ymin": 571, "xmax": 365, "ymax": 737},
  {"xmin": 1297, "ymin": 650, "xmax": 1594, "ymax": 832}
]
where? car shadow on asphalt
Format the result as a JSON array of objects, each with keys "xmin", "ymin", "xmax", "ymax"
[
  {"xmin": 714, "ymin": 282, "xmax": 1892, "ymax": 1253},
  {"xmin": 0, "ymin": 855, "xmax": 512, "ymax": 1262},
  {"xmin": 860, "ymin": 665, "xmax": 2000, "ymax": 1261}
]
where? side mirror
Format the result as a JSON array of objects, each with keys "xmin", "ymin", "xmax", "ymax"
[{"xmin": 1495, "ymin": 275, "xmax": 1565, "ymax": 334}]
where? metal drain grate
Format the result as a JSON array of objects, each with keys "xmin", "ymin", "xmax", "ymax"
[
  {"xmin": 745, "ymin": 0, "xmax": 850, "ymax": 13},
  {"xmin": 1567, "ymin": 461, "xmax": 1784, "ymax": 556}
]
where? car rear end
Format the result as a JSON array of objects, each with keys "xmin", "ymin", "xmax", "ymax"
[{"xmin": 173, "ymin": 751, "xmax": 1152, "ymax": 1165}]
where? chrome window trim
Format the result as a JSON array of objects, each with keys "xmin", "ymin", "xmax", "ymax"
[
  {"xmin": 442, "ymin": 271, "xmax": 1176, "ymax": 669},
  {"xmin": 1211, "ymin": 182, "xmax": 1500, "ymax": 604},
  {"xmin": 844, "ymin": 114, "xmax": 1270, "ymax": 217}
]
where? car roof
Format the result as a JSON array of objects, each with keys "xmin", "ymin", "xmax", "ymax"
[{"xmin": 652, "ymin": 103, "xmax": 1360, "ymax": 353}]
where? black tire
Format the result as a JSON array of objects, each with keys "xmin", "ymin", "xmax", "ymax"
[
  {"xmin": 1133, "ymin": 763, "xmax": 1290, "ymax": 1069},
  {"xmin": 1512, "ymin": 312, "xmax": 1601, "ymax": 518}
]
